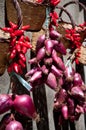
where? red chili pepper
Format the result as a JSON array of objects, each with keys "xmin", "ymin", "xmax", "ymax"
[
  {"xmin": 2, "ymin": 27, "xmax": 13, "ymax": 33},
  {"xmin": 50, "ymin": 0, "xmax": 60, "ymax": 6},
  {"xmin": 10, "ymin": 38, "xmax": 16, "ymax": 46},
  {"xmin": 21, "ymin": 25, "xmax": 30, "ymax": 30},
  {"xmin": 19, "ymin": 53, "xmax": 26, "ymax": 62},
  {"xmin": 19, "ymin": 35, "xmax": 24, "ymax": 42},
  {"xmin": 13, "ymin": 63, "xmax": 19, "ymax": 73},
  {"xmin": 25, "ymin": 41, "xmax": 32, "ymax": 48},
  {"xmin": 10, "ymin": 33, "xmax": 15, "ymax": 38},
  {"xmin": 15, "ymin": 44, "xmax": 21, "ymax": 52},
  {"xmin": 10, "ymin": 49, "xmax": 17, "ymax": 59},
  {"xmin": 14, "ymin": 30, "xmax": 24, "ymax": 36},
  {"xmin": 18, "ymin": 41, "xmax": 30, "ymax": 48},
  {"xmin": 24, "ymin": 36, "xmax": 30, "ymax": 42},
  {"xmin": 21, "ymin": 46, "xmax": 27, "ymax": 54},
  {"xmin": 18, "ymin": 59, "xmax": 26, "ymax": 68},
  {"xmin": 9, "ymin": 21, "xmax": 18, "ymax": 30}
]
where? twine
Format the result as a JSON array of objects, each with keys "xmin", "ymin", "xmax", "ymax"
[{"xmin": 13, "ymin": 0, "xmax": 23, "ymax": 28}]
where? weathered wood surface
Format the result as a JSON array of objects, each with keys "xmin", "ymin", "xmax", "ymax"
[{"xmin": 0, "ymin": 0, "xmax": 86, "ymax": 130}]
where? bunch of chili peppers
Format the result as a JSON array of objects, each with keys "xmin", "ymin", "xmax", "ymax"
[{"xmin": 2, "ymin": 22, "xmax": 32, "ymax": 74}]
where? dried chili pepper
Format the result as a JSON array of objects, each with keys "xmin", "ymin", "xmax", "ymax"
[
  {"xmin": 9, "ymin": 21, "xmax": 18, "ymax": 30},
  {"xmin": 21, "ymin": 25, "xmax": 30, "ymax": 30}
]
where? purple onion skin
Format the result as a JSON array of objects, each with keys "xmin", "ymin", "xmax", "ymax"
[
  {"xmin": 29, "ymin": 71, "xmax": 42, "ymax": 83},
  {"xmin": 0, "ymin": 113, "xmax": 13, "ymax": 130},
  {"xmin": 71, "ymin": 86, "xmax": 85, "ymax": 101},
  {"xmin": 44, "ymin": 39, "xmax": 54, "ymax": 56},
  {"xmin": 54, "ymin": 42, "xmax": 66, "ymax": 55},
  {"xmin": 73, "ymin": 73, "xmax": 83, "ymax": 86},
  {"xmin": 28, "ymin": 57, "xmax": 37, "ymax": 64},
  {"xmin": 25, "ymin": 68, "xmax": 38, "ymax": 77},
  {"xmin": 49, "ymin": 30, "xmax": 61, "ymax": 40},
  {"xmin": 41, "ymin": 65, "xmax": 49, "ymax": 75},
  {"xmin": 36, "ymin": 47, "xmax": 46, "ymax": 61},
  {"xmin": 54, "ymin": 89, "xmax": 67, "ymax": 109},
  {"xmin": 5, "ymin": 121, "xmax": 23, "ymax": 130},
  {"xmin": 61, "ymin": 105, "xmax": 68, "ymax": 120},
  {"xmin": 44, "ymin": 58, "xmax": 53, "ymax": 66},
  {"xmin": 51, "ymin": 40, "xmax": 59, "ymax": 46},
  {"xmin": 36, "ymin": 35, "xmax": 45, "ymax": 52},
  {"xmin": 13, "ymin": 94, "xmax": 37, "ymax": 119},
  {"xmin": 67, "ymin": 98, "xmax": 75, "ymax": 115},
  {"xmin": 75, "ymin": 105, "xmax": 84, "ymax": 114},
  {"xmin": 58, "ymin": 77, "xmax": 64, "ymax": 86},
  {"xmin": 0, "ymin": 94, "xmax": 13, "ymax": 114},
  {"xmin": 45, "ymin": 72, "xmax": 58, "ymax": 90},
  {"xmin": 52, "ymin": 49, "xmax": 65, "ymax": 71},
  {"xmin": 51, "ymin": 65, "xmax": 63, "ymax": 77}
]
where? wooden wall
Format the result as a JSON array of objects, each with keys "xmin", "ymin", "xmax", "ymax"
[{"xmin": 0, "ymin": 0, "xmax": 86, "ymax": 130}]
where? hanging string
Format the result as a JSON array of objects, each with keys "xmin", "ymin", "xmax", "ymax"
[{"xmin": 13, "ymin": 0, "xmax": 23, "ymax": 28}]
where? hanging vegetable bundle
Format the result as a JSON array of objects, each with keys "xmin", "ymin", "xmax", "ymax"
[{"xmin": 0, "ymin": 0, "xmax": 86, "ymax": 129}]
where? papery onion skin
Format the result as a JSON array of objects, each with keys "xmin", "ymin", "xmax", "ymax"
[
  {"xmin": 54, "ymin": 42, "xmax": 66, "ymax": 55},
  {"xmin": 36, "ymin": 35, "xmax": 45, "ymax": 53},
  {"xmin": 0, "ymin": 94, "xmax": 13, "ymax": 114},
  {"xmin": 5, "ymin": 120, "xmax": 23, "ymax": 130},
  {"xmin": 45, "ymin": 72, "xmax": 58, "ymax": 90},
  {"xmin": 29, "ymin": 71, "xmax": 42, "ymax": 83},
  {"xmin": 71, "ymin": 86, "xmax": 85, "ymax": 101},
  {"xmin": 52, "ymin": 49, "xmax": 65, "ymax": 71},
  {"xmin": 73, "ymin": 73, "xmax": 83, "ymax": 86},
  {"xmin": 36, "ymin": 47, "xmax": 46, "ymax": 61},
  {"xmin": 49, "ymin": 30, "xmax": 61, "ymax": 40},
  {"xmin": 67, "ymin": 98, "xmax": 75, "ymax": 115},
  {"xmin": 13, "ymin": 94, "xmax": 37, "ymax": 119},
  {"xmin": 44, "ymin": 39, "xmax": 54, "ymax": 56},
  {"xmin": 0, "ymin": 113, "xmax": 14, "ymax": 130},
  {"xmin": 61, "ymin": 105, "xmax": 68, "ymax": 120},
  {"xmin": 51, "ymin": 65, "xmax": 63, "ymax": 77}
]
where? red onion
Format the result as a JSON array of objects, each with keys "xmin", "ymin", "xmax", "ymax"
[
  {"xmin": 49, "ymin": 30, "xmax": 61, "ymax": 40},
  {"xmin": 52, "ymin": 49, "xmax": 65, "ymax": 71},
  {"xmin": 75, "ymin": 105, "xmax": 84, "ymax": 114},
  {"xmin": 36, "ymin": 34, "xmax": 45, "ymax": 52},
  {"xmin": 71, "ymin": 86, "xmax": 85, "ymax": 101},
  {"xmin": 44, "ymin": 39, "xmax": 54, "ymax": 56},
  {"xmin": 5, "ymin": 120, "xmax": 23, "ymax": 130},
  {"xmin": 67, "ymin": 98, "xmax": 74, "ymax": 115},
  {"xmin": 61, "ymin": 105, "xmax": 68, "ymax": 120},
  {"xmin": 54, "ymin": 42, "xmax": 66, "ymax": 55},
  {"xmin": 73, "ymin": 73, "xmax": 83, "ymax": 86},
  {"xmin": 36, "ymin": 47, "xmax": 46, "ymax": 61},
  {"xmin": 44, "ymin": 58, "xmax": 53, "ymax": 66},
  {"xmin": 51, "ymin": 65, "xmax": 63, "ymax": 77},
  {"xmin": 13, "ymin": 94, "xmax": 38, "ymax": 120},
  {"xmin": 29, "ymin": 71, "xmax": 42, "ymax": 83},
  {"xmin": 0, "ymin": 113, "xmax": 14, "ymax": 130},
  {"xmin": 54, "ymin": 89, "xmax": 67, "ymax": 109},
  {"xmin": 45, "ymin": 72, "xmax": 58, "ymax": 90},
  {"xmin": 1, "ymin": 113, "xmax": 14, "ymax": 125},
  {"xmin": 25, "ymin": 68, "xmax": 38, "ymax": 77},
  {"xmin": 51, "ymin": 40, "xmax": 59, "ymax": 46},
  {"xmin": 41, "ymin": 65, "xmax": 49, "ymax": 75},
  {"xmin": 28, "ymin": 57, "xmax": 37, "ymax": 64},
  {"xmin": 0, "ymin": 94, "xmax": 13, "ymax": 114}
]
